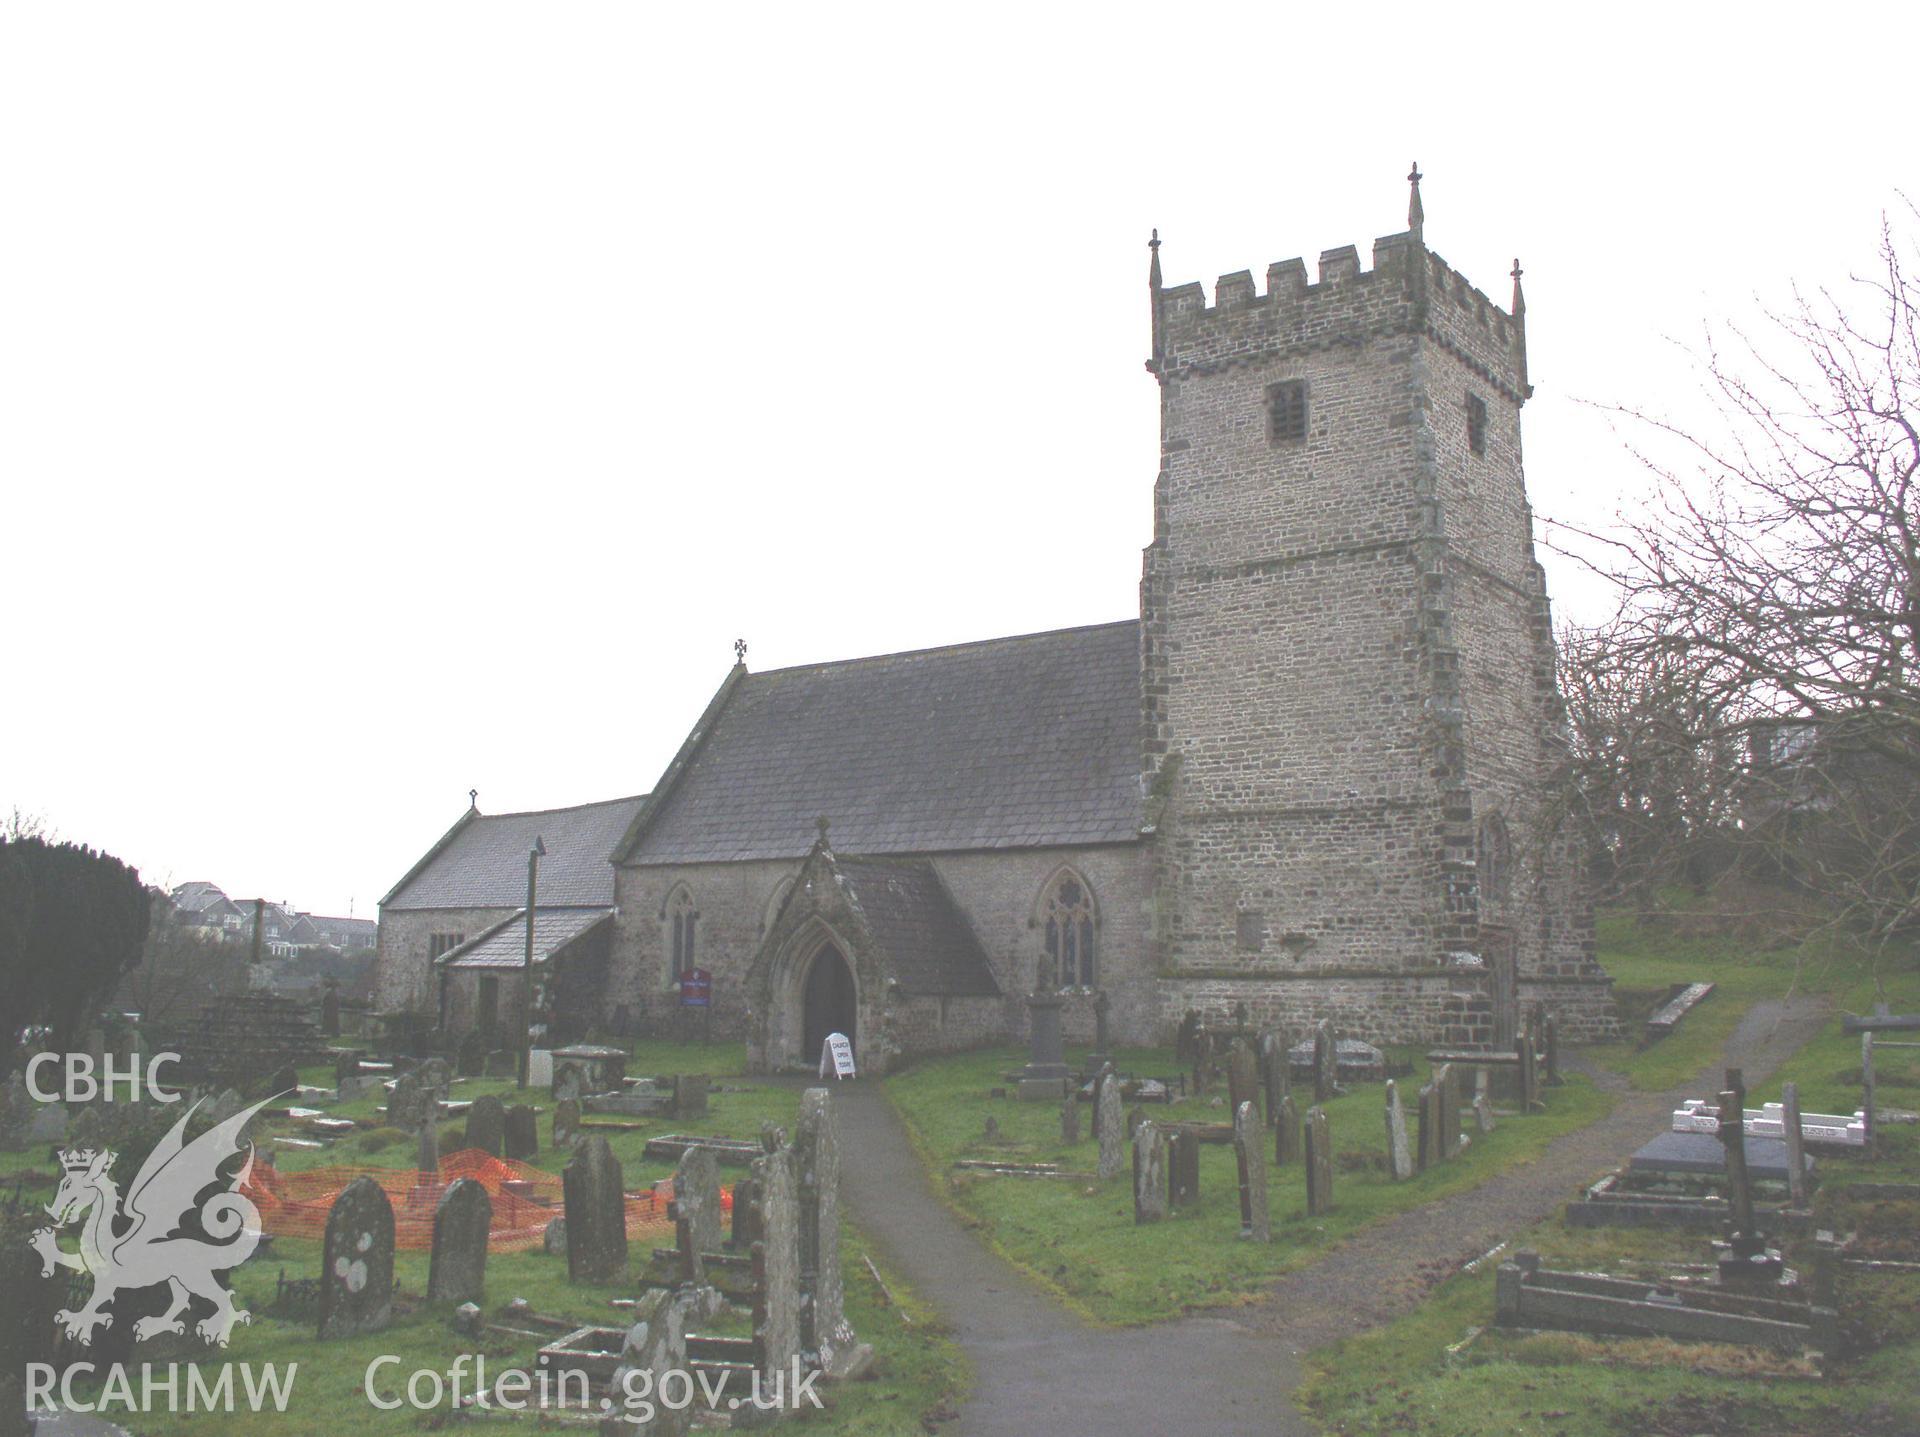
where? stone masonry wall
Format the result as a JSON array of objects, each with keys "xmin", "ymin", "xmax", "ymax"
[{"xmin": 374, "ymin": 905, "xmax": 518, "ymax": 1016}]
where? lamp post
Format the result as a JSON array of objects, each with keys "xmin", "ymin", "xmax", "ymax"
[{"xmin": 519, "ymin": 835, "xmax": 546, "ymax": 1089}]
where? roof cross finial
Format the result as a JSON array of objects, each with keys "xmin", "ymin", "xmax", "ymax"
[
  {"xmin": 816, "ymin": 815, "xmax": 831, "ymax": 843},
  {"xmin": 1510, "ymin": 258, "xmax": 1526, "ymax": 320},
  {"xmin": 469, "ymin": 788, "xmax": 478, "ymax": 810},
  {"xmin": 1407, "ymin": 161, "xmax": 1424, "ymax": 235},
  {"xmin": 734, "ymin": 637, "xmax": 748, "ymax": 664}
]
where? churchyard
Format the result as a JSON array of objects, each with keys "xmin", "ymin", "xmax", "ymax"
[
  {"xmin": 0, "ymin": 1041, "xmax": 963, "ymax": 1435},
  {"xmin": 4, "ymin": 909, "xmax": 1918, "ymax": 1435}
]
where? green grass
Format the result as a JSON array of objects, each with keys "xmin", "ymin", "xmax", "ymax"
[
  {"xmin": 883, "ymin": 1044, "xmax": 1611, "ymax": 1327},
  {"xmin": 1301, "ymin": 908, "xmax": 1920, "ymax": 1437},
  {"xmin": 14, "ymin": 1041, "xmax": 968, "ymax": 1436}
]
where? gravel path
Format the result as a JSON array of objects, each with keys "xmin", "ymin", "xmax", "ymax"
[{"xmin": 829, "ymin": 993, "xmax": 1831, "ymax": 1434}]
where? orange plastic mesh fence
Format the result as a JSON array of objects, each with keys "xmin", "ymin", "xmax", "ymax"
[{"xmin": 244, "ymin": 1148, "xmax": 730, "ymax": 1252}]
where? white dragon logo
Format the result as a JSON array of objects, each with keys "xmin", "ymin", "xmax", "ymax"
[{"xmin": 29, "ymin": 1094, "xmax": 277, "ymax": 1347}]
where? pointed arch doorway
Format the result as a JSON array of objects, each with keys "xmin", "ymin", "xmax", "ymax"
[{"xmin": 802, "ymin": 941, "xmax": 857, "ymax": 1065}]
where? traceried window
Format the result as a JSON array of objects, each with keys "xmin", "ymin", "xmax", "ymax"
[
  {"xmin": 664, "ymin": 886, "xmax": 698, "ymax": 984},
  {"xmin": 1266, "ymin": 379, "xmax": 1308, "ymax": 446},
  {"xmin": 1042, "ymin": 872, "xmax": 1097, "ymax": 988},
  {"xmin": 1466, "ymin": 392, "xmax": 1488, "ymax": 456}
]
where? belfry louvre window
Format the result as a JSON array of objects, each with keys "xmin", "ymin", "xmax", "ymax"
[
  {"xmin": 1466, "ymin": 393, "xmax": 1488, "ymax": 455},
  {"xmin": 1266, "ymin": 379, "xmax": 1308, "ymax": 445}
]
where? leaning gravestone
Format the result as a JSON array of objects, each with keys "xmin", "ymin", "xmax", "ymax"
[
  {"xmin": 1275, "ymin": 1094, "xmax": 1301, "ymax": 1165},
  {"xmin": 319, "ymin": 1176, "xmax": 395, "ymax": 1337},
  {"xmin": 752, "ymin": 1143, "xmax": 801, "ymax": 1387},
  {"xmin": 1233, "ymin": 1100, "xmax": 1270, "ymax": 1242},
  {"xmin": 1305, "ymin": 1105, "xmax": 1334, "ymax": 1216},
  {"xmin": 730, "ymin": 1171, "xmax": 763, "ymax": 1251},
  {"xmin": 1227, "ymin": 1043, "xmax": 1260, "ymax": 1123},
  {"xmin": 466, "ymin": 1095, "xmax": 506, "ymax": 1157},
  {"xmin": 1096, "ymin": 1067, "xmax": 1124, "ymax": 1180},
  {"xmin": 427, "ymin": 1177, "xmax": 492, "ymax": 1303},
  {"xmin": 1384, "ymin": 1080, "xmax": 1414, "ymax": 1181},
  {"xmin": 552, "ymin": 1097, "xmax": 580, "ymax": 1149},
  {"xmin": 563, "ymin": 1135, "xmax": 628, "ymax": 1282},
  {"xmin": 503, "ymin": 1104, "xmax": 538, "ymax": 1161},
  {"xmin": 1133, "ymin": 1121, "xmax": 1168, "ymax": 1224},
  {"xmin": 1169, "ymin": 1129, "xmax": 1201, "ymax": 1208}
]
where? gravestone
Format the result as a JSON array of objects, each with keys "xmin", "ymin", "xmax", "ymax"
[
  {"xmin": 456, "ymin": 1029, "xmax": 486, "ymax": 1077},
  {"xmin": 552, "ymin": 1097, "xmax": 580, "ymax": 1149},
  {"xmin": 1132, "ymin": 1121, "xmax": 1168, "ymax": 1223},
  {"xmin": 1434, "ymin": 1063, "xmax": 1462, "ymax": 1155},
  {"xmin": 730, "ymin": 1171, "xmax": 763, "ymax": 1251},
  {"xmin": 752, "ymin": 1143, "xmax": 801, "ymax": 1386},
  {"xmin": 504, "ymin": 1104, "xmax": 538, "ymax": 1161},
  {"xmin": 562, "ymin": 1135, "xmax": 628, "ymax": 1282},
  {"xmin": 1516, "ymin": 1030, "xmax": 1541, "ymax": 1112},
  {"xmin": 794, "ymin": 1087, "xmax": 864, "ymax": 1375},
  {"xmin": 320, "ymin": 984, "xmax": 341, "ymax": 1037},
  {"xmin": 387, "ymin": 1068, "xmax": 434, "ymax": 1130},
  {"xmin": 333, "ymin": 1050, "xmax": 362, "ymax": 1086},
  {"xmin": 1019, "ymin": 986, "xmax": 1071, "ymax": 1097},
  {"xmin": 264, "ymin": 1062, "xmax": 299, "ymax": 1098},
  {"xmin": 1259, "ymin": 1029, "xmax": 1289, "ymax": 1128},
  {"xmin": 674, "ymin": 1074, "xmax": 709, "ymax": 1118},
  {"xmin": 27, "ymin": 1100, "xmax": 67, "ymax": 1145},
  {"xmin": 1304, "ymin": 1105, "xmax": 1333, "ymax": 1216},
  {"xmin": 1227, "ymin": 1043, "xmax": 1260, "ymax": 1123},
  {"xmin": 1416, "ymin": 1081, "xmax": 1441, "ymax": 1171},
  {"xmin": 543, "ymin": 1216, "xmax": 567, "ymax": 1256},
  {"xmin": 672, "ymin": 1145, "xmax": 722, "ymax": 1281},
  {"xmin": 417, "ymin": 1117, "xmax": 440, "ymax": 1175},
  {"xmin": 319, "ymin": 1175, "xmax": 395, "ymax": 1337},
  {"xmin": 1313, "ymin": 1020, "xmax": 1337, "ymax": 1104},
  {"xmin": 1088, "ymin": 988, "xmax": 1112, "ymax": 1071},
  {"xmin": 1176, "ymin": 1010, "xmax": 1201, "ymax": 1063},
  {"xmin": 426, "ymin": 1177, "xmax": 492, "ymax": 1304},
  {"xmin": 414, "ymin": 1056, "xmax": 453, "ymax": 1100},
  {"xmin": 1193, "ymin": 1030, "xmax": 1216, "ymax": 1093},
  {"xmin": 1096, "ymin": 1067, "xmax": 1124, "ymax": 1180},
  {"xmin": 1060, "ymin": 1094, "xmax": 1080, "ymax": 1145},
  {"xmin": 1234, "ymin": 1100, "xmax": 1270, "ymax": 1241},
  {"xmin": 1475, "ymin": 1092, "xmax": 1497, "ymax": 1134},
  {"xmin": 1782, "ymin": 1081, "xmax": 1809, "ymax": 1208},
  {"xmin": 1169, "ymin": 1129, "xmax": 1201, "ymax": 1208},
  {"xmin": 553, "ymin": 1062, "xmax": 584, "ymax": 1104},
  {"xmin": 466, "ymin": 1095, "xmax": 506, "ymax": 1157},
  {"xmin": 1127, "ymin": 1106, "xmax": 1147, "ymax": 1141},
  {"xmin": 1384, "ymin": 1080, "xmax": 1414, "ymax": 1180},
  {"xmin": 1543, "ymin": 1013, "xmax": 1561, "ymax": 1085},
  {"xmin": 609, "ymin": 1289, "xmax": 692, "ymax": 1437},
  {"xmin": 1274, "ymin": 1094, "xmax": 1300, "ymax": 1165}
]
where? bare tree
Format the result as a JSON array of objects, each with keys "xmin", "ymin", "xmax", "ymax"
[{"xmin": 1552, "ymin": 212, "xmax": 1920, "ymax": 959}]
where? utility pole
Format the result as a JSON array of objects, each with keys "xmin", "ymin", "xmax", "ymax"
[{"xmin": 519, "ymin": 836, "xmax": 545, "ymax": 1089}]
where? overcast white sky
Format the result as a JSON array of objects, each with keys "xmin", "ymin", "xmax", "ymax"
[{"xmin": 3, "ymin": 3, "xmax": 1914, "ymax": 917}]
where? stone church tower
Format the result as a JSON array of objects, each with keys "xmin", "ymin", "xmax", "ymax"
[{"xmin": 1141, "ymin": 169, "xmax": 1618, "ymax": 1042}]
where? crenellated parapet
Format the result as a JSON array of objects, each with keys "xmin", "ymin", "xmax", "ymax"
[{"xmin": 1148, "ymin": 229, "xmax": 1531, "ymax": 403}]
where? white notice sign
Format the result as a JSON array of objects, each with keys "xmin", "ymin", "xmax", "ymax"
[{"xmin": 820, "ymin": 1032, "xmax": 856, "ymax": 1080}]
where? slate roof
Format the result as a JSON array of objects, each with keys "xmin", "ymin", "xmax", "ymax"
[
  {"xmin": 439, "ymin": 907, "xmax": 614, "ymax": 970},
  {"xmin": 620, "ymin": 620, "xmax": 1143, "ymax": 865},
  {"xmin": 834, "ymin": 856, "xmax": 1000, "ymax": 997},
  {"xmin": 383, "ymin": 795, "xmax": 646, "ymax": 911}
]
